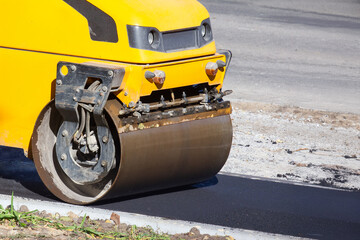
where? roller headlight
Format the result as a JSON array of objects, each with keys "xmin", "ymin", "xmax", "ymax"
[
  {"xmin": 201, "ymin": 23, "xmax": 212, "ymax": 42},
  {"xmin": 148, "ymin": 31, "xmax": 154, "ymax": 45},
  {"xmin": 148, "ymin": 30, "xmax": 161, "ymax": 49},
  {"xmin": 201, "ymin": 24, "xmax": 206, "ymax": 37}
]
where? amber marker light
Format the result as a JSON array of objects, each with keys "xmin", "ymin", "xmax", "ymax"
[
  {"xmin": 205, "ymin": 62, "xmax": 218, "ymax": 77},
  {"xmin": 145, "ymin": 70, "xmax": 166, "ymax": 85},
  {"xmin": 205, "ymin": 60, "xmax": 226, "ymax": 77}
]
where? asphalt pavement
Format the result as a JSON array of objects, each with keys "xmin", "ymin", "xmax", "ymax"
[
  {"xmin": 200, "ymin": 0, "xmax": 360, "ymax": 114},
  {"xmin": 1, "ymin": 146, "xmax": 360, "ymax": 240}
]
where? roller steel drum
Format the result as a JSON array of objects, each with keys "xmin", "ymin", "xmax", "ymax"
[{"xmin": 32, "ymin": 101, "xmax": 232, "ymax": 204}]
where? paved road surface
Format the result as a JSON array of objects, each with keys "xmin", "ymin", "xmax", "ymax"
[
  {"xmin": 1, "ymin": 146, "xmax": 360, "ymax": 239},
  {"xmin": 200, "ymin": 0, "xmax": 360, "ymax": 114}
]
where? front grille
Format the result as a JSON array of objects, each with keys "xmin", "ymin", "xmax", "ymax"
[{"xmin": 162, "ymin": 29, "xmax": 197, "ymax": 52}]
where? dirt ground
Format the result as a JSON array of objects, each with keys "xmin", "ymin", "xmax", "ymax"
[
  {"xmin": 0, "ymin": 207, "xmax": 233, "ymax": 240},
  {"xmin": 222, "ymin": 100, "xmax": 360, "ymax": 190}
]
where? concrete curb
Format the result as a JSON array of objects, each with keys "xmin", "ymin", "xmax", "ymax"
[{"xmin": 0, "ymin": 194, "xmax": 305, "ymax": 239}]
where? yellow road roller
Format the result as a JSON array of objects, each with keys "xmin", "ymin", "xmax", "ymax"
[{"xmin": 0, "ymin": 0, "xmax": 232, "ymax": 204}]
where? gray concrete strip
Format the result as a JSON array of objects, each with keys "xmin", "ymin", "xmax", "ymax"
[{"xmin": 0, "ymin": 194, "xmax": 305, "ymax": 240}]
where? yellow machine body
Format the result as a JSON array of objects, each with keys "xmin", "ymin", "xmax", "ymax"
[
  {"xmin": 1, "ymin": 0, "xmax": 215, "ymax": 63},
  {"xmin": 0, "ymin": 0, "xmax": 227, "ymax": 151},
  {"xmin": 0, "ymin": 48, "xmax": 227, "ymax": 151},
  {"xmin": 0, "ymin": 0, "xmax": 232, "ymax": 204}
]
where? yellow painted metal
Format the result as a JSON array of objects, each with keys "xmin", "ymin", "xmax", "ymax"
[
  {"xmin": 0, "ymin": 47, "xmax": 229, "ymax": 152},
  {"xmin": 0, "ymin": 0, "xmax": 229, "ymax": 155},
  {"xmin": 0, "ymin": 0, "xmax": 215, "ymax": 64},
  {"xmin": 0, "ymin": 48, "xmax": 96, "ymax": 151},
  {"xmin": 116, "ymin": 53, "xmax": 228, "ymax": 106}
]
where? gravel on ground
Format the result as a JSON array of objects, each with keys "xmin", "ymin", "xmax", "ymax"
[
  {"xmin": 222, "ymin": 100, "xmax": 360, "ymax": 190},
  {"xmin": 0, "ymin": 205, "xmax": 233, "ymax": 240}
]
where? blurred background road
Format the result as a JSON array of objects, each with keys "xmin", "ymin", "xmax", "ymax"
[{"xmin": 200, "ymin": 0, "xmax": 360, "ymax": 114}]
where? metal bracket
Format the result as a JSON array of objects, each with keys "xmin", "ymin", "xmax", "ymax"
[
  {"xmin": 55, "ymin": 62, "xmax": 124, "ymax": 118},
  {"xmin": 54, "ymin": 62, "xmax": 125, "ymax": 184},
  {"xmin": 218, "ymin": 49, "xmax": 232, "ymax": 76}
]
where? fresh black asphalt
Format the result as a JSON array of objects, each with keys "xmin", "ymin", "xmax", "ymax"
[{"xmin": 1, "ymin": 146, "xmax": 360, "ymax": 239}]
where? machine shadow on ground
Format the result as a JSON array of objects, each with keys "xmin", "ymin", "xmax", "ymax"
[
  {"xmin": 0, "ymin": 145, "xmax": 56, "ymax": 200},
  {"xmin": 0, "ymin": 145, "xmax": 219, "ymax": 203},
  {"xmin": 92, "ymin": 176, "xmax": 219, "ymax": 206}
]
